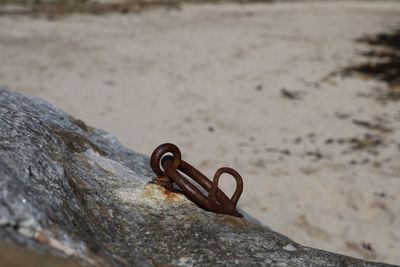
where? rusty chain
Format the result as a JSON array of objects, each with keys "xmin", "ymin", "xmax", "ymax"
[{"xmin": 150, "ymin": 143, "xmax": 243, "ymax": 217}]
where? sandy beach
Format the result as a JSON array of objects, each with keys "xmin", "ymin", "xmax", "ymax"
[{"xmin": 0, "ymin": 1, "xmax": 399, "ymax": 264}]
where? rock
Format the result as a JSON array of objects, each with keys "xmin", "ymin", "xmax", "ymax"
[{"xmin": 0, "ymin": 89, "xmax": 396, "ymax": 267}]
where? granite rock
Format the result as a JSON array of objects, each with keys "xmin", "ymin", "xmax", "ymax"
[{"xmin": 0, "ymin": 89, "xmax": 396, "ymax": 267}]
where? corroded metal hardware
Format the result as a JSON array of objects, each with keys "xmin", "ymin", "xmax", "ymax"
[{"xmin": 150, "ymin": 143, "xmax": 243, "ymax": 217}]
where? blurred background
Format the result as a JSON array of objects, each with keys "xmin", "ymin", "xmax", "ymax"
[{"xmin": 0, "ymin": 0, "xmax": 399, "ymax": 265}]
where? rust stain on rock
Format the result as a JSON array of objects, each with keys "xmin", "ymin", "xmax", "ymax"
[
  {"xmin": 141, "ymin": 184, "xmax": 188, "ymax": 205},
  {"xmin": 160, "ymin": 187, "xmax": 182, "ymax": 203}
]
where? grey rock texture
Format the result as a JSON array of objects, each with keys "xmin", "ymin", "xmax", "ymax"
[{"xmin": 0, "ymin": 89, "xmax": 396, "ymax": 267}]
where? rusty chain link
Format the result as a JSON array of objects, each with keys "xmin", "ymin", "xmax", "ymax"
[{"xmin": 150, "ymin": 143, "xmax": 243, "ymax": 217}]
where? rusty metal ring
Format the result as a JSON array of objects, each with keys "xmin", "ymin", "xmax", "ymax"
[
  {"xmin": 162, "ymin": 158, "xmax": 242, "ymax": 217},
  {"xmin": 150, "ymin": 143, "xmax": 182, "ymax": 177},
  {"xmin": 178, "ymin": 160, "xmax": 238, "ymax": 211},
  {"xmin": 209, "ymin": 167, "xmax": 243, "ymax": 207},
  {"xmin": 150, "ymin": 143, "xmax": 244, "ymax": 217}
]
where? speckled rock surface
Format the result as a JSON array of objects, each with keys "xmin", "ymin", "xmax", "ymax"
[{"xmin": 0, "ymin": 89, "xmax": 396, "ymax": 267}]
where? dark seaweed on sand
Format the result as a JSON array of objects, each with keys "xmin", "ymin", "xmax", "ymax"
[
  {"xmin": 340, "ymin": 27, "xmax": 400, "ymax": 102},
  {"xmin": 345, "ymin": 28, "xmax": 400, "ymax": 85}
]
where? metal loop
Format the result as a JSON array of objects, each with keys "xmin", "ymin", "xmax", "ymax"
[
  {"xmin": 209, "ymin": 167, "xmax": 243, "ymax": 207},
  {"xmin": 150, "ymin": 143, "xmax": 243, "ymax": 217},
  {"xmin": 150, "ymin": 143, "xmax": 181, "ymax": 177},
  {"xmin": 162, "ymin": 159, "xmax": 242, "ymax": 217},
  {"xmin": 178, "ymin": 160, "xmax": 237, "ymax": 210}
]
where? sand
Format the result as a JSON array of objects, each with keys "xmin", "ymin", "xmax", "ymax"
[{"xmin": 0, "ymin": 1, "xmax": 399, "ymax": 264}]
